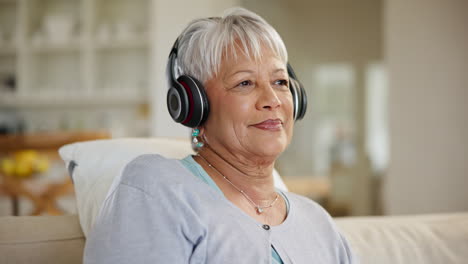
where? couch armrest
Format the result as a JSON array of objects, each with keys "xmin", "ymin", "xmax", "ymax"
[
  {"xmin": 335, "ymin": 213, "xmax": 468, "ymax": 264},
  {"xmin": 0, "ymin": 214, "xmax": 85, "ymax": 264}
]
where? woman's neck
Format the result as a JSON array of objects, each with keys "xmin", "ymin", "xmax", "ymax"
[{"xmin": 196, "ymin": 145, "xmax": 277, "ymax": 203}]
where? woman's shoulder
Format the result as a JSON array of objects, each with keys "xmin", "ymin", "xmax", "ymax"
[
  {"xmin": 118, "ymin": 154, "xmax": 194, "ymax": 196},
  {"xmin": 284, "ymin": 191, "xmax": 334, "ymax": 223}
]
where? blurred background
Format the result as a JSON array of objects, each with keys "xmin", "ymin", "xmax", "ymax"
[{"xmin": 0, "ymin": 0, "xmax": 467, "ymax": 217}]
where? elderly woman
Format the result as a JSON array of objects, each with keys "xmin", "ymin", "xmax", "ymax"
[{"xmin": 84, "ymin": 8, "xmax": 356, "ymax": 264}]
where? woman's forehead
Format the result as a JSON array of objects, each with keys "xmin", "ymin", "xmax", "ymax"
[
  {"xmin": 221, "ymin": 54, "xmax": 286, "ymax": 76},
  {"xmin": 223, "ymin": 40, "xmax": 283, "ymax": 62},
  {"xmin": 219, "ymin": 46, "xmax": 284, "ymax": 71}
]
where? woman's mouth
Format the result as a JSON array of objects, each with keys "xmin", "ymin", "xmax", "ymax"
[{"xmin": 252, "ymin": 119, "xmax": 283, "ymax": 131}]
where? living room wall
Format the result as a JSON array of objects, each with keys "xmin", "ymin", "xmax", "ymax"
[{"xmin": 384, "ymin": 0, "xmax": 468, "ymax": 214}]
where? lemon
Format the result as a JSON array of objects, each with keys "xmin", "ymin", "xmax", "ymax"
[
  {"xmin": 14, "ymin": 150, "xmax": 38, "ymax": 163},
  {"xmin": 14, "ymin": 160, "xmax": 33, "ymax": 178},
  {"xmin": 1, "ymin": 159, "xmax": 15, "ymax": 175},
  {"xmin": 2, "ymin": 150, "xmax": 49, "ymax": 178}
]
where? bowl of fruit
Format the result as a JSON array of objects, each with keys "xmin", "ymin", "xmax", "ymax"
[{"xmin": 1, "ymin": 150, "xmax": 49, "ymax": 179}]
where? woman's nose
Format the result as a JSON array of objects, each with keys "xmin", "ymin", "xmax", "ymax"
[{"xmin": 256, "ymin": 83, "xmax": 281, "ymax": 110}]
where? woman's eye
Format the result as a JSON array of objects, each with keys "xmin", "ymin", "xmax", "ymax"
[
  {"xmin": 275, "ymin": 79, "xmax": 289, "ymax": 87},
  {"xmin": 238, "ymin": 80, "xmax": 253, "ymax": 87}
]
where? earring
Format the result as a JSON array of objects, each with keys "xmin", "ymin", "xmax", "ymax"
[{"xmin": 192, "ymin": 128, "xmax": 204, "ymax": 149}]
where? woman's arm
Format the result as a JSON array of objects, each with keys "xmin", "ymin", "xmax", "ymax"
[
  {"xmin": 84, "ymin": 156, "xmax": 207, "ymax": 264},
  {"xmin": 338, "ymin": 232, "xmax": 359, "ymax": 264},
  {"xmin": 83, "ymin": 183, "xmax": 195, "ymax": 263}
]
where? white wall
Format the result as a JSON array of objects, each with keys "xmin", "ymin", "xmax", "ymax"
[
  {"xmin": 384, "ymin": 0, "xmax": 468, "ymax": 214},
  {"xmin": 150, "ymin": 0, "xmax": 239, "ymax": 138}
]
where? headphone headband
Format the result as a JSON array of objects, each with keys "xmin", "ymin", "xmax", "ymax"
[{"xmin": 168, "ymin": 38, "xmax": 180, "ymax": 86}]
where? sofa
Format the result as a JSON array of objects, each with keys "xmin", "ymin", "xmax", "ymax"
[
  {"xmin": 1, "ymin": 213, "xmax": 468, "ymax": 264},
  {"xmin": 1, "ymin": 138, "xmax": 467, "ymax": 263}
]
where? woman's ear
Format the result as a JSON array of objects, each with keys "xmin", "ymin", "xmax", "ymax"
[
  {"xmin": 198, "ymin": 126, "xmax": 209, "ymax": 145},
  {"xmin": 197, "ymin": 126, "xmax": 205, "ymax": 135}
]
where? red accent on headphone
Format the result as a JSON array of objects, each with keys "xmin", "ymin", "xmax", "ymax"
[{"xmin": 180, "ymin": 81, "xmax": 194, "ymax": 125}]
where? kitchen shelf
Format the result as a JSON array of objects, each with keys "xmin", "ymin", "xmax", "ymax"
[
  {"xmin": 0, "ymin": 93, "xmax": 148, "ymax": 108},
  {"xmin": 94, "ymin": 36, "xmax": 149, "ymax": 50},
  {"xmin": 28, "ymin": 41, "xmax": 83, "ymax": 54},
  {"xmin": 0, "ymin": 0, "xmax": 153, "ymax": 137}
]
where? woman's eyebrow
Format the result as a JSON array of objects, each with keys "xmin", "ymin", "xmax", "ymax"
[
  {"xmin": 272, "ymin": 68, "xmax": 286, "ymax": 74},
  {"xmin": 227, "ymin": 70, "xmax": 255, "ymax": 78},
  {"xmin": 226, "ymin": 68, "xmax": 286, "ymax": 79}
]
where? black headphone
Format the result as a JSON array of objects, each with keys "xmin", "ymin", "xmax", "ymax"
[{"xmin": 167, "ymin": 38, "xmax": 307, "ymax": 128}]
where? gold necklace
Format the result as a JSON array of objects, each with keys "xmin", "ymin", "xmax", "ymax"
[{"xmin": 197, "ymin": 154, "xmax": 279, "ymax": 214}]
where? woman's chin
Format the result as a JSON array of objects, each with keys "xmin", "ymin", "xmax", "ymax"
[{"xmin": 247, "ymin": 135, "xmax": 289, "ymax": 158}]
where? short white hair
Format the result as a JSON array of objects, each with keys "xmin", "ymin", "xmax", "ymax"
[{"xmin": 169, "ymin": 7, "xmax": 288, "ymax": 85}]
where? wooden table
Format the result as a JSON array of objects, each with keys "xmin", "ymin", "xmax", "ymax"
[{"xmin": 0, "ymin": 131, "xmax": 110, "ymax": 215}]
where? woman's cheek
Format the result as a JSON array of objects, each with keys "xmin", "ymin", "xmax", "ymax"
[
  {"xmin": 282, "ymin": 94, "xmax": 294, "ymax": 120},
  {"xmin": 231, "ymin": 97, "xmax": 252, "ymax": 117}
]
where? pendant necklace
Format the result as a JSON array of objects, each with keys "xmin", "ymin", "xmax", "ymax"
[{"xmin": 197, "ymin": 154, "xmax": 279, "ymax": 214}]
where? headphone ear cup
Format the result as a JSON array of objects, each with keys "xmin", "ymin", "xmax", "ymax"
[
  {"xmin": 289, "ymin": 78, "xmax": 300, "ymax": 120},
  {"xmin": 191, "ymin": 77, "xmax": 210, "ymax": 125},
  {"xmin": 176, "ymin": 75, "xmax": 210, "ymax": 128},
  {"xmin": 297, "ymin": 81, "xmax": 307, "ymax": 120},
  {"xmin": 167, "ymin": 82, "xmax": 189, "ymax": 123},
  {"xmin": 289, "ymin": 78, "xmax": 307, "ymax": 121}
]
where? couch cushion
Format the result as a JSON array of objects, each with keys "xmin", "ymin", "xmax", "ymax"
[
  {"xmin": 335, "ymin": 213, "xmax": 468, "ymax": 264},
  {"xmin": 0, "ymin": 215, "xmax": 84, "ymax": 264},
  {"xmin": 2, "ymin": 213, "xmax": 468, "ymax": 263}
]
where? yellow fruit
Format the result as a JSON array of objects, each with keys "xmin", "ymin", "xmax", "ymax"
[
  {"xmin": 14, "ymin": 150, "xmax": 38, "ymax": 164},
  {"xmin": 14, "ymin": 160, "xmax": 33, "ymax": 178},
  {"xmin": 2, "ymin": 150, "xmax": 49, "ymax": 178},
  {"xmin": 1, "ymin": 159, "xmax": 15, "ymax": 175}
]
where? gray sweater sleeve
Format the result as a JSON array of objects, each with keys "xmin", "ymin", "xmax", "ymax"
[
  {"xmin": 83, "ymin": 156, "xmax": 207, "ymax": 264},
  {"xmin": 340, "ymin": 233, "xmax": 357, "ymax": 263}
]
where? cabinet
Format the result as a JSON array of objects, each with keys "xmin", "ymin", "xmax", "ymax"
[{"xmin": 0, "ymin": 0, "xmax": 151, "ymax": 136}]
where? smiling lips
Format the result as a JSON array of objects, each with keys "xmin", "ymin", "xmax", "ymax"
[{"xmin": 252, "ymin": 119, "xmax": 283, "ymax": 131}]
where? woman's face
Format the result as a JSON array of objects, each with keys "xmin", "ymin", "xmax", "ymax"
[{"xmin": 203, "ymin": 48, "xmax": 294, "ymax": 160}]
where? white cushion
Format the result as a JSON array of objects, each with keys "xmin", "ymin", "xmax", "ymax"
[{"xmin": 58, "ymin": 137, "xmax": 288, "ymax": 237}]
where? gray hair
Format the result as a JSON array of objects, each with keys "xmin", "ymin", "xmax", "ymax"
[{"xmin": 168, "ymin": 7, "xmax": 288, "ymax": 85}]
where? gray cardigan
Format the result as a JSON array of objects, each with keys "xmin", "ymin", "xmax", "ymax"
[{"xmin": 84, "ymin": 154, "xmax": 356, "ymax": 264}]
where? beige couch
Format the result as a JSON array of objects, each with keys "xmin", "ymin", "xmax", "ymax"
[
  {"xmin": 1, "ymin": 212, "xmax": 467, "ymax": 264},
  {"xmin": 2, "ymin": 138, "xmax": 467, "ymax": 263}
]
